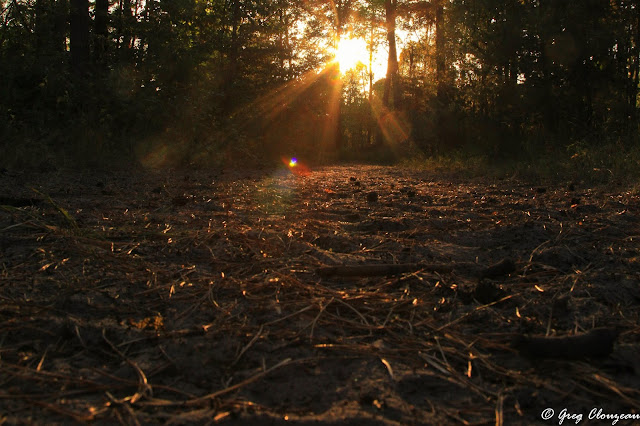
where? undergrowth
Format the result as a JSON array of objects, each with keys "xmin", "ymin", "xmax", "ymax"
[{"xmin": 401, "ymin": 142, "xmax": 640, "ymax": 185}]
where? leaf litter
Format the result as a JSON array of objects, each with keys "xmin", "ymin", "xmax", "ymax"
[{"xmin": 0, "ymin": 165, "xmax": 639, "ymax": 424}]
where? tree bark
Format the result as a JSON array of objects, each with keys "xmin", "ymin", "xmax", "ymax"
[
  {"xmin": 54, "ymin": 0, "xmax": 68, "ymax": 54},
  {"xmin": 332, "ymin": 0, "xmax": 352, "ymax": 153},
  {"xmin": 222, "ymin": 0, "xmax": 241, "ymax": 110},
  {"xmin": 369, "ymin": 22, "xmax": 374, "ymax": 102},
  {"xmin": 34, "ymin": 0, "xmax": 48, "ymax": 52},
  {"xmin": 70, "ymin": 0, "xmax": 90, "ymax": 77},
  {"xmin": 117, "ymin": 0, "xmax": 133, "ymax": 60},
  {"xmin": 367, "ymin": 20, "xmax": 374, "ymax": 145},
  {"xmin": 435, "ymin": 0, "xmax": 445, "ymax": 103},
  {"xmin": 630, "ymin": 0, "xmax": 640, "ymax": 128},
  {"xmin": 383, "ymin": 0, "xmax": 400, "ymax": 109},
  {"xmin": 94, "ymin": 0, "xmax": 109, "ymax": 64}
]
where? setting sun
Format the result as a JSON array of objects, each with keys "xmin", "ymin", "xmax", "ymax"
[{"xmin": 333, "ymin": 37, "xmax": 369, "ymax": 73}]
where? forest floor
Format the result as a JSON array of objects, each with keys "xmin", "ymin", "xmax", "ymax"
[{"xmin": 1, "ymin": 164, "xmax": 640, "ymax": 425}]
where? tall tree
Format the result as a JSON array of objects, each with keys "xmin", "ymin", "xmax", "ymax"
[
  {"xmin": 115, "ymin": 0, "xmax": 134, "ymax": 60},
  {"xmin": 94, "ymin": 0, "xmax": 109, "ymax": 64},
  {"xmin": 383, "ymin": 0, "xmax": 401, "ymax": 108},
  {"xmin": 70, "ymin": 0, "xmax": 90, "ymax": 77},
  {"xmin": 434, "ymin": 0, "xmax": 445, "ymax": 102},
  {"xmin": 355, "ymin": 0, "xmax": 385, "ymax": 145}
]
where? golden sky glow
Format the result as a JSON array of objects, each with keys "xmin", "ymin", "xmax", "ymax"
[
  {"xmin": 334, "ymin": 37, "xmax": 368, "ymax": 73},
  {"xmin": 332, "ymin": 36, "xmax": 389, "ymax": 80}
]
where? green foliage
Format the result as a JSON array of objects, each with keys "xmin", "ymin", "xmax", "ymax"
[
  {"xmin": 0, "ymin": 0, "xmax": 639, "ymax": 171},
  {"xmin": 387, "ymin": 0, "xmax": 640, "ymax": 171},
  {"xmin": 0, "ymin": 0, "xmax": 324, "ymax": 168}
]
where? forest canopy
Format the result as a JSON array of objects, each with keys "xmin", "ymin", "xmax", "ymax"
[{"xmin": 1, "ymin": 0, "xmax": 639, "ymax": 170}]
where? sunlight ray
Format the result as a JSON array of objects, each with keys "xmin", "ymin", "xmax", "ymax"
[
  {"xmin": 237, "ymin": 67, "xmax": 332, "ymax": 124},
  {"xmin": 370, "ymin": 96, "xmax": 410, "ymax": 147}
]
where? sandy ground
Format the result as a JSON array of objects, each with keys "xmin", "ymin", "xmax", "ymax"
[{"xmin": 1, "ymin": 165, "xmax": 639, "ymax": 425}]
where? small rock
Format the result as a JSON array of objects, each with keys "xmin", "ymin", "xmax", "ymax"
[{"xmin": 366, "ymin": 191, "xmax": 378, "ymax": 203}]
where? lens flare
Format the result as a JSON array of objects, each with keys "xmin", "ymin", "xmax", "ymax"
[{"xmin": 281, "ymin": 156, "xmax": 310, "ymax": 176}]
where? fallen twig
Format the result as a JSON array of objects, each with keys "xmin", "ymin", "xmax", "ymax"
[{"xmin": 316, "ymin": 263, "xmax": 453, "ymax": 278}]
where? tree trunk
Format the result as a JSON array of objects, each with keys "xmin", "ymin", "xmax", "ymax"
[
  {"xmin": 408, "ymin": 44, "xmax": 415, "ymax": 79},
  {"xmin": 383, "ymin": 0, "xmax": 400, "ymax": 109},
  {"xmin": 435, "ymin": 0, "xmax": 445, "ymax": 103},
  {"xmin": 54, "ymin": 0, "xmax": 68, "ymax": 54},
  {"xmin": 94, "ymin": 0, "xmax": 109, "ymax": 64},
  {"xmin": 278, "ymin": 9, "xmax": 285, "ymax": 70},
  {"xmin": 367, "ymin": 21, "xmax": 374, "ymax": 146},
  {"xmin": 222, "ymin": 0, "xmax": 241, "ymax": 111},
  {"xmin": 34, "ymin": 0, "xmax": 48, "ymax": 52},
  {"xmin": 539, "ymin": 34, "xmax": 557, "ymax": 134},
  {"xmin": 70, "ymin": 0, "xmax": 90, "ymax": 77},
  {"xmin": 117, "ymin": 0, "xmax": 133, "ymax": 60},
  {"xmin": 284, "ymin": 12, "xmax": 292, "ymax": 76},
  {"xmin": 369, "ymin": 23, "xmax": 374, "ymax": 102},
  {"xmin": 335, "ymin": 26, "xmax": 343, "ymax": 153},
  {"xmin": 630, "ymin": 1, "xmax": 640, "ymax": 128}
]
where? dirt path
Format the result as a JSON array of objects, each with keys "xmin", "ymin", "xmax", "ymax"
[{"xmin": 1, "ymin": 165, "xmax": 639, "ymax": 424}]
